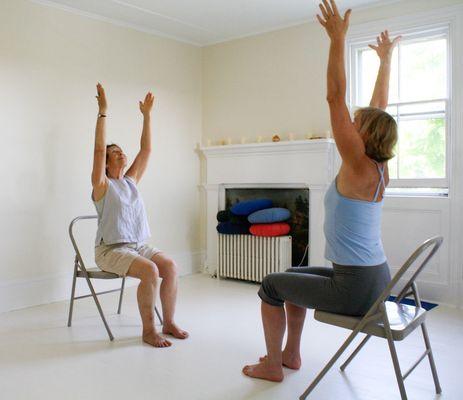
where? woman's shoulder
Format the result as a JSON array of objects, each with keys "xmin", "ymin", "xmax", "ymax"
[{"xmin": 338, "ymin": 159, "xmax": 388, "ymax": 200}]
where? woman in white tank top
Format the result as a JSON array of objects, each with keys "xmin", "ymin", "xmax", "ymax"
[{"xmin": 91, "ymin": 83, "xmax": 188, "ymax": 347}]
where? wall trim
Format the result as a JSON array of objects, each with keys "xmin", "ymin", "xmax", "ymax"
[
  {"xmin": 29, "ymin": 0, "xmax": 202, "ymax": 46},
  {"xmin": 0, "ymin": 250, "xmax": 205, "ymax": 314}
]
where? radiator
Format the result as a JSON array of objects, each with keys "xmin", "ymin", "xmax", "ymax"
[{"xmin": 218, "ymin": 234, "xmax": 292, "ymax": 282}]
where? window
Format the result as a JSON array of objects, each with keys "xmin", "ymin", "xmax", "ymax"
[{"xmin": 349, "ymin": 27, "xmax": 449, "ymax": 190}]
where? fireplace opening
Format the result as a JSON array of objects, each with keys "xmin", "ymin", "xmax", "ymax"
[{"xmin": 224, "ymin": 187, "xmax": 310, "ymax": 267}]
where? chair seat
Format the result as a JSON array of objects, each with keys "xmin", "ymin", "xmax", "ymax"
[
  {"xmin": 314, "ymin": 301, "xmax": 427, "ymax": 341},
  {"xmin": 76, "ymin": 268, "xmax": 120, "ymax": 280}
]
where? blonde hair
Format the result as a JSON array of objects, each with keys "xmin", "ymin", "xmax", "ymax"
[{"xmin": 354, "ymin": 107, "xmax": 398, "ymax": 162}]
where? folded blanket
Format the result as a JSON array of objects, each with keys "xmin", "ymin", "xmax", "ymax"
[
  {"xmin": 216, "ymin": 221, "xmax": 251, "ymax": 235},
  {"xmin": 217, "ymin": 210, "xmax": 231, "ymax": 222}
]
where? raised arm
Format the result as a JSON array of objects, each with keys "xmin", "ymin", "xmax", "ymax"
[
  {"xmin": 91, "ymin": 83, "xmax": 109, "ymax": 201},
  {"xmin": 125, "ymin": 92, "xmax": 155, "ymax": 183},
  {"xmin": 317, "ymin": 0, "xmax": 365, "ymax": 168},
  {"xmin": 369, "ymin": 30, "xmax": 401, "ymax": 110}
]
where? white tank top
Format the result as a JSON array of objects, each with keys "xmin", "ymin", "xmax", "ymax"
[{"xmin": 93, "ymin": 176, "xmax": 151, "ymax": 246}]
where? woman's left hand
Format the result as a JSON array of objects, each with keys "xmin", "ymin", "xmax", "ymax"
[
  {"xmin": 317, "ymin": 0, "xmax": 351, "ymax": 40},
  {"xmin": 369, "ymin": 30, "xmax": 401, "ymax": 61},
  {"xmin": 139, "ymin": 92, "xmax": 155, "ymax": 116}
]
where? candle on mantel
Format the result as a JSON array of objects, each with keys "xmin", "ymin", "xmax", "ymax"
[
  {"xmin": 257, "ymin": 135, "xmax": 263, "ymax": 143},
  {"xmin": 240, "ymin": 137, "xmax": 246, "ymax": 144},
  {"xmin": 226, "ymin": 137, "xmax": 232, "ymax": 145},
  {"xmin": 288, "ymin": 133, "xmax": 295, "ymax": 141}
]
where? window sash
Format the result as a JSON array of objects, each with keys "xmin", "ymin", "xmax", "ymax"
[{"xmin": 348, "ymin": 27, "xmax": 450, "ymax": 188}]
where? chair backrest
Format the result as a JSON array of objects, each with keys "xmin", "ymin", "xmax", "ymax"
[
  {"xmin": 363, "ymin": 236, "xmax": 443, "ymax": 319},
  {"xmin": 69, "ymin": 215, "xmax": 98, "ymax": 272}
]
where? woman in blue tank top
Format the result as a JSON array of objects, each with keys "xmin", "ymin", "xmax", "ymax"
[
  {"xmin": 244, "ymin": 0, "xmax": 400, "ymax": 382},
  {"xmin": 91, "ymin": 84, "xmax": 188, "ymax": 347}
]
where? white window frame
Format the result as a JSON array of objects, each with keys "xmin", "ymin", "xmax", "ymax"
[{"xmin": 346, "ymin": 13, "xmax": 458, "ymax": 193}]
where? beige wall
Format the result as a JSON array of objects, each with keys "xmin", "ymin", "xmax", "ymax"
[
  {"xmin": 0, "ymin": 0, "xmax": 202, "ymax": 286},
  {"xmin": 201, "ymin": 0, "xmax": 463, "ymax": 307},
  {"xmin": 202, "ymin": 0, "xmax": 463, "ymax": 144}
]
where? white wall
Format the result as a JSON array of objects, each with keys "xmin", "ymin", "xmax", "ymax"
[
  {"xmin": 202, "ymin": 0, "xmax": 463, "ymax": 307},
  {"xmin": 0, "ymin": 0, "xmax": 203, "ymax": 312}
]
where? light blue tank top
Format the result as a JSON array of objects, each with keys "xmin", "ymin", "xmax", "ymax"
[
  {"xmin": 324, "ymin": 163, "xmax": 387, "ymax": 266},
  {"xmin": 93, "ymin": 176, "xmax": 151, "ymax": 246}
]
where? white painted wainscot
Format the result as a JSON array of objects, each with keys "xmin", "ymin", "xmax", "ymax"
[{"xmin": 200, "ymin": 139, "xmax": 460, "ymax": 307}]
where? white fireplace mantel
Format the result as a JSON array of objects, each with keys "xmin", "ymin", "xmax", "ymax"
[{"xmin": 200, "ymin": 139, "xmax": 340, "ymax": 274}]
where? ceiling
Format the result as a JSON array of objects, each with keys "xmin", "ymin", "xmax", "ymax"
[{"xmin": 32, "ymin": 0, "xmax": 398, "ymax": 46}]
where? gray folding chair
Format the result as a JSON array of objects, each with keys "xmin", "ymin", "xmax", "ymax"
[
  {"xmin": 67, "ymin": 215, "xmax": 163, "ymax": 341},
  {"xmin": 300, "ymin": 236, "xmax": 443, "ymax": 400}
]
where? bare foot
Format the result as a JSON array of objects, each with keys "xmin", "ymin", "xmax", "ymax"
[
  {"xmin": 259, "ymin": 351, "xmax": 301, "ymax": 370},
  {"xmin": 242, "ymin": 360, "xmax": 284, "ymax": 382},
  {"xmin": 162, "ymin": 322, "xmax": 189, "ymax": 339},
  {"xmin": 142, "ymin": 331, "xmax": 172, "ymax": 348}
]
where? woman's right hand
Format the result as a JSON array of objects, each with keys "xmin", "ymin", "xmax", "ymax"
[
  {"xmin": 317, "ymin": 0, "xmax": 351, "ymax": 40},
  {"xmin": 96, "ymin": 83, "xmax": 107, "ymax": 114}
]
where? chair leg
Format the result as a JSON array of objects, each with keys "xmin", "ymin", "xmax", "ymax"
[
  {"xmin": 155, "ymin": 306, "xmax": 163, "ymax": 325},
  {"xmin": 84, "ymin": 275, "xmax": 114, "ymax": 341},
  {"xmin": 382, "ymin": 304, "xmax": 407, "ymax": 400},
  {"xmin": 67, "ymin": 264, "xmax": 78, "ymax": 327},
  {"xmin": 299, "ymin": 328, "xmax": 361, "ymax": 400},
  {"xmin": 340, "ymin": 334, "xmax": 372, "ymax": 371},
  {"xmin": 421, "ymin": 322, "xmax": 442, "ymax": 394},
  {"xmin": 117, "ymin": 277, "xmax": 125, "ymax": 315}
]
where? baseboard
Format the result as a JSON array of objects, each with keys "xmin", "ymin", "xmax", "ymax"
[{"xmin": 0, "ymin": 250, "xmax": 205, "ymax": 314}]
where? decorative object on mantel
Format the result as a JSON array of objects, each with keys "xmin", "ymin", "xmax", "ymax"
[
  {"xmin": 306, "ymin": 132, "xmax": 324, "ymax": 140},
  {"xmin": 240, "ymin": 137, "xmax": 246, "ymax": 144},
  {"xmin": 226, "ymin": 137, "xmax": 232, "ymax": 145},
  {"xmin": 288, "ymin": 133, "xmax": 295, "ymax": 141},
  {"xmin": 256, "ymin": 135, "xmax": 263, "ymax": 143},
  {"xmin": 272, "ymin": 134, "xmax": 281, "ymax": 142}
]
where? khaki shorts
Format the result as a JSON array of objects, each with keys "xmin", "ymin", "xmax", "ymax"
[{"xmin": 95, "ymin": 242, "xmax": 162, "ymax": 277}]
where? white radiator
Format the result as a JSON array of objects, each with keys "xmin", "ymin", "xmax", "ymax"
[{"xmin": 217, "ymin": 234, "xmax": 292, "ymax": 282}]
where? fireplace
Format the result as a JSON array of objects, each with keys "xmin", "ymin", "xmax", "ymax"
[{"xmin": 200, "ymin": 139, "xmax": 339, "ymax": 275}]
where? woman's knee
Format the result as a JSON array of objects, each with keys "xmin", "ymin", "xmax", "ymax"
[
  {"xmin": 166, "ymin": 259, "xmax": 178, "ymax": 277},
  {"xmin": 157, "ymin": 257, "xmax": 178, "ymax": 280},
  {"xmin": 141, "ymin": 261, "xmax": 159, "ymax": 283},
  {"xmin": 259, "ymin": 274, "xmax": 285, "ymax": 307}
]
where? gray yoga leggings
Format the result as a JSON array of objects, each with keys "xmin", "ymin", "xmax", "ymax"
[{"xmin": 258, "ymin": 262, "xmax": 391, "ymax": 316}]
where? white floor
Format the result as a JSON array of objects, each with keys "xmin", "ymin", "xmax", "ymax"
[{"xmin": 1, "ymin": 273, "xmax": 462, "ymax": 400}]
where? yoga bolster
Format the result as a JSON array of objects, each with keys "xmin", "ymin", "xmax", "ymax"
[
  {"xmin": 230, "ymin": 199, "xmax": 273, "ymax": 216},
  {"xmin": 248, "ymin": 207, "xmax": 291, "ymax": 224},
  {"xmin": 250, "ymin": 223, "xmax": 291, "ymax": 237}
]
